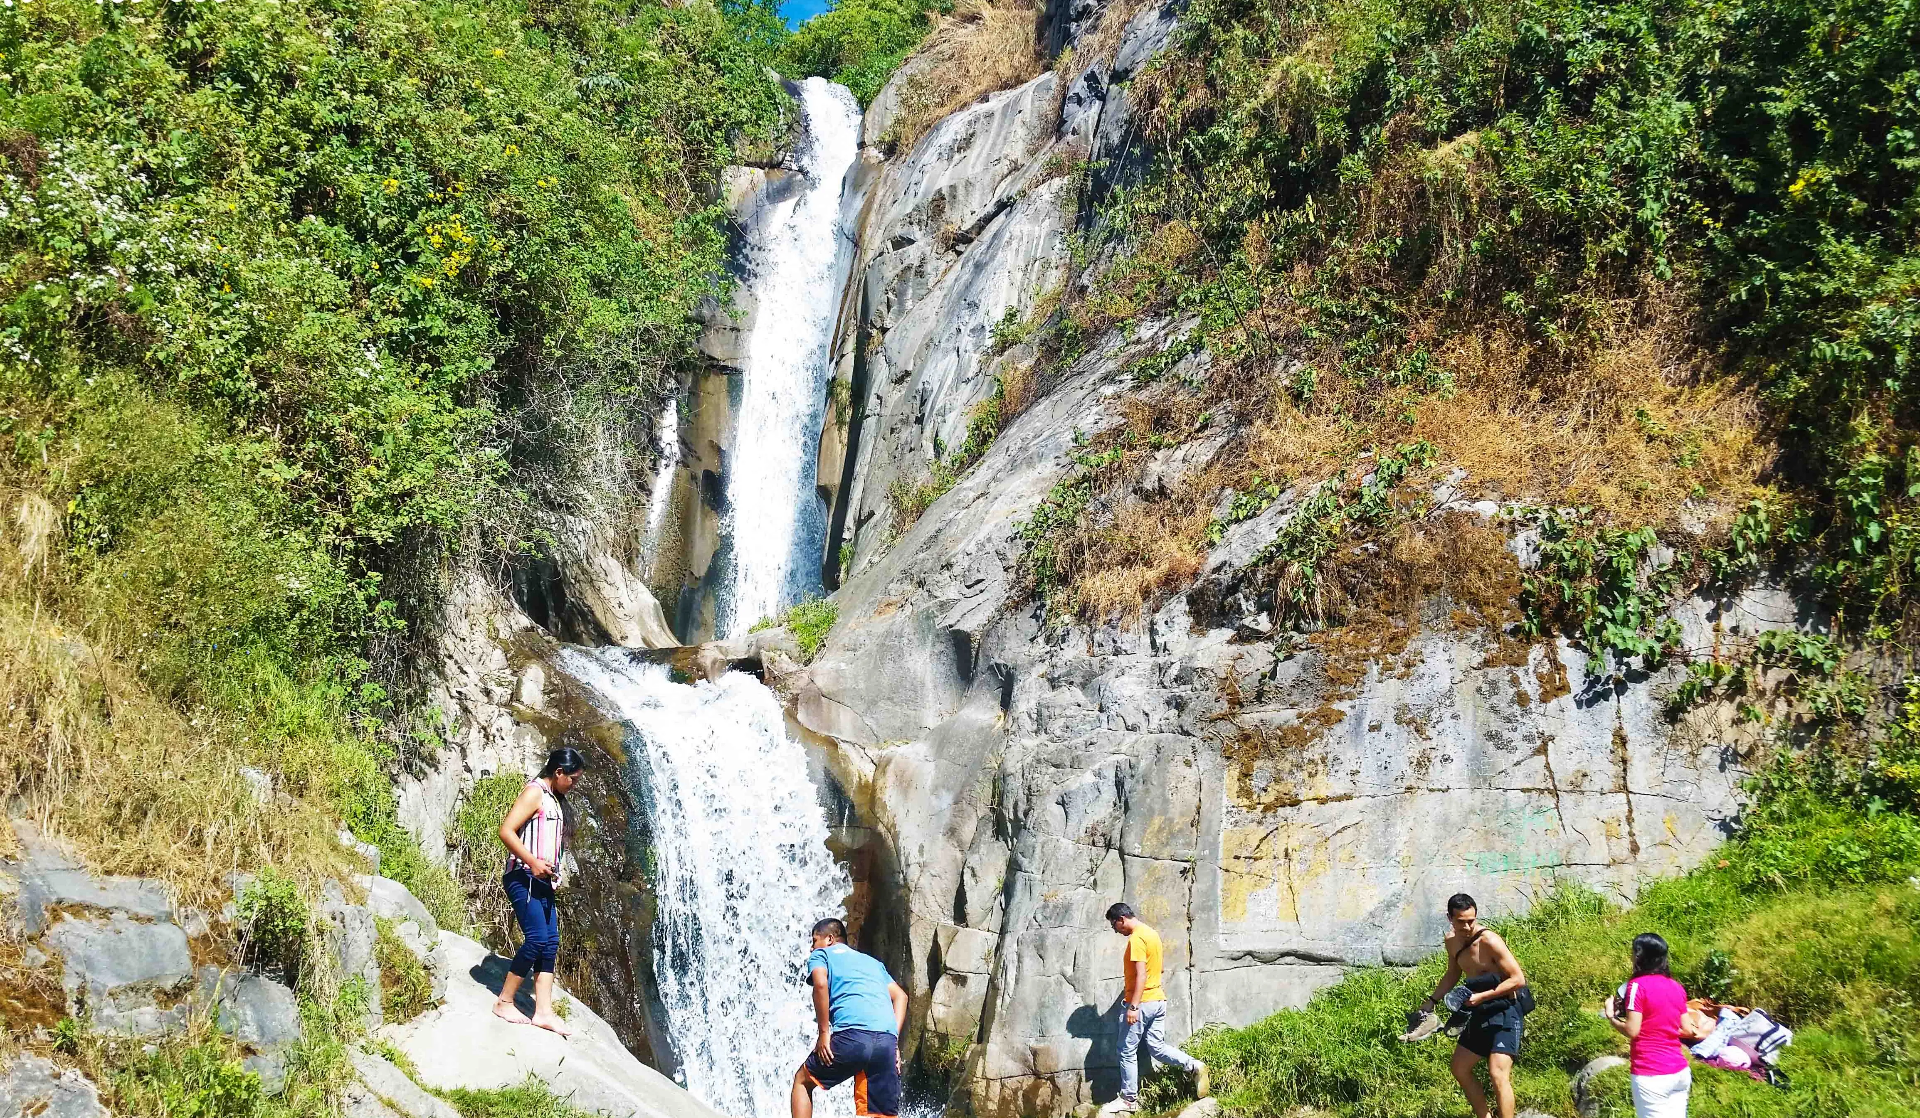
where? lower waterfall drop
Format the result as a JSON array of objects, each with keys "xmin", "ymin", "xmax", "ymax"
[{"xmin": 558, "ymin": 647, "xmax": 854, "ymax": 1118}]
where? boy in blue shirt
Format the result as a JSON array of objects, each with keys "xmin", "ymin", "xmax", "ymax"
[{"xmin": 792, "ymin": 917, "xmax": 909, "ymax": 1118}]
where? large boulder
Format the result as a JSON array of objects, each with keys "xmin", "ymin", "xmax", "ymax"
[
  {"xmin": 0, "ymin": 1056, "xmax": 108, "ymax": 1118},
  {"xmin": 380, "ymin": 931, "xmax": 727, "ymax": 1118},
  {"xmin": 347, "ymin": 1049, "xmax": 464, "ymax": 1118},
  {"xmin": 198, "ymin": 967, "xmax": 304, "ymax": 1092},
  {"xmin": 43, "ymin": 911, "xmax": 195, "ymax": 1034},
  {"xmin": 320, "ymin": 879, "xmax": 384, "ymax": 1026}
]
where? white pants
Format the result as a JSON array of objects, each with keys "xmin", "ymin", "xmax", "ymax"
[{"xmin": 1631, "ymin": 1068, "xmax": 1691, "ymax": 1118}]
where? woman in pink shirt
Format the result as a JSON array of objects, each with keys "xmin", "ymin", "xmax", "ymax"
[{"xmin": 1605, "ymin": 933, "xmax": 1691, "ymax": 1118}]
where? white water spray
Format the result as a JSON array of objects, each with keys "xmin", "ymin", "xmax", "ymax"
[
  {"xmin": 643, "ymin": 398, "xmax": 681, "ymax": 569},
  {"xmin": 721, "ymin": 78, "xmax": 861, "ymax": 635},
  {"xmin": 558, "ymin": 648, "xmax": 853, "ymax": 1118}
]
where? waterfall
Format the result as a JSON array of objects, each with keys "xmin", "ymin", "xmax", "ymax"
[
  {"xmin": 558, "ymin": 647, "xmax": 853, "ymax": 1118},
  {"xmin": 720, "ymin": 78, "xmax": 861, "ymax": 637},
  {"xmin": 643, "ymin": 397, "xmax": 680, "ymax": 570}
]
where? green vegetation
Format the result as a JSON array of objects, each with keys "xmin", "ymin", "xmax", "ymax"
[
  {"xmin": 1020, "ymin": 0, "xmax": 1920, "ymax": 650},
  {"xmin": 1016, "ymin": 441, "xmax": 1126, "ymax": 614},
  {"xmin": 373, "ymin": 916, "xmax": 437, "ymax": 1026},
  {"xmin": 1145, "ymin": 782, "xmax": 1920, "ymax": 1118},
  {"xmin": 235, "ymin": 867, "xmax": 311, "ymax": 986},
  {"xmin": 778, "ymin": 0, "xmax": 948, "ymax": 105},
  {"xmin": 0, "ymin": 0, "xmax": 792, "ymax": 1108},
  {"xmin": 887, "ymin": 378, "xmax": 1012, "ymax": 533},
  {"xmin": 0, "ymin": 0, "xmax": 783, "ymax": 889},
  {"xmin": 440, "ymin": 1077, "xmax": 600, "ymax": 1118},
  {"xmin": 1247, "ymin": 441, "xmax": 1436, "ymax": 625},
  {"xmin": 750, "ymin": 596, "xmax": 840, "ymax": 661},
  {"xmin": 449, "ymin": 771, "xmax": 527, "ymax": 944},
  {"xmin": 55, "ymin": 978, "xmax": 378, "ymax": 1117}
]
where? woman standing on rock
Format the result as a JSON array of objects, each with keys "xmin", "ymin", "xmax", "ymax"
[
  {"xmin": 1606, "ymin": 933, "xmax": 1691, "ymax": 1118},
  {"xmin": 493, "ymin": 747, "xmax": 584, "ymax": 1037}
]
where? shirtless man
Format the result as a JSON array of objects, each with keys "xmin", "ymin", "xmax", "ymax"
[{"xmin": 1419, "ymin": 893, "xmax": 1529, "ymax": 1118}]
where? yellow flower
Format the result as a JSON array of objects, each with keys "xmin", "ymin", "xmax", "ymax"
[
  {"xmin": 383, "ymin": 177, "xmax": 400, "ymax": 194},
  {"xmin": 492, "ymin": 48, "xmax": 506, "ymax": 58},
  {"xmin": 417, "ymin": 275, "xmax": 434, "ymax": 288},
  {"xmin": 1788, "ymin": 176, "xmax": 1807, "ymax": 195},
  {"xmin": 504, "ymin": 144, "xmax": 519, "ymax": 157}
]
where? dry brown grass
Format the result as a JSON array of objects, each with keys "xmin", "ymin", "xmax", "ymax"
[
  {"xmin": 1040, "ymin": 286, "xmax": 1767, "ymax": 633},
  {"xmin": 885, "ymin": 0, "xmax": 1046, "ymax": 154},
  {"xmin": 0, "ymin": 491, "xmax": 349, "ymax": 908},
  {"xmin": 1037, "ymin": 390, "xmax": 1218, "ymax": 625},
  {"xmin": 1225, "ymin": 315, "xmax": 1767, "ymax": 532}
]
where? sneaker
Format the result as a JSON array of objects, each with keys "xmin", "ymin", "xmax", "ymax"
[
  {"xmin": 1192, "ymin": 1062, "xmax": 1211, "ymax": 1099},
  {"xmin": 1098, "ymin": 1098, "xmax": 1139, "ymax": 1114},
  {"xmin": 1399, "ymin": 1010, "xmax": 1445, "ymax": 1042}
]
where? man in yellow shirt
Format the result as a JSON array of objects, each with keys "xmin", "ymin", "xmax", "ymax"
[{"xmin": 1100, "ymin": 903, "xmax": 1209, "ymax": 1113}]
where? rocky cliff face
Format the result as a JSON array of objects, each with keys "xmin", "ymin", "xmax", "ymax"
[{"xmin": 778, "ymin": 3, "xmax": 1789, "ymax": 1115}]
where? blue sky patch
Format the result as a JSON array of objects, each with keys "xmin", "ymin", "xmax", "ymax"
[{"xmin": 780, "ymin": 0, "xmax": 832, "ymax": 26}]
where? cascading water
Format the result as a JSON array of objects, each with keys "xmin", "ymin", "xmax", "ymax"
[
  {"xmin": 551, "ymin": 76, "xmax": 869, "ymax": 1118},
  {"xmin": 642, "ymin": 397, "xmax": 680, "ymax": 570},
  {"xmin": 559, "ymin": 647, "xmax": 854, "ymax": 1118},
  {"xmin": 719, "ymin": 77, "xmax": 861, "ymax": 636}
]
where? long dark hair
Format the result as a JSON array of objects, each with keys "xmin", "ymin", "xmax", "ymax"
[
  {"xmin": 538, "ymin": 747, "xmax": 586, "ymax": 785},
  {"xmin": 1631, "ymin": 932, "xmax": 1672, "ymax": 977}
]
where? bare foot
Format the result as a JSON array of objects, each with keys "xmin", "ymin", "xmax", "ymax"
[
  {"xmin": 531, "ymin": 1013, "xmax": 574, "ymax": 1038},
  {"xmin": 493, "ymin": 1000, "xmax": 531, "ymax": 1025}
]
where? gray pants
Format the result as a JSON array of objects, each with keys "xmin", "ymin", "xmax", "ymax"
[{"xmin": 1118, "ymin": 1000, "xmax": 1198, "ymax": 1100}]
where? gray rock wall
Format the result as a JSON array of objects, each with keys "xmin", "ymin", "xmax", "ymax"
[{"xmin": 772, "ymin": 3, "xmax": 1789, "ymax": 1114}]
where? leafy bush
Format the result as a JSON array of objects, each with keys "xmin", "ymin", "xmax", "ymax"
[
  {"xmin": 779, "ymin": 0, "xmax": 948, "ymax": 105},
  {"xmin": 235, "ymin": 868, "xmax": 310, "ymax": 987}
]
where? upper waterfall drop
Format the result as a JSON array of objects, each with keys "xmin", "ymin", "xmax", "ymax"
[
  {"xmin": 558, "ymin": 647, "xmax": 853, "ymax": 1118},
  {"xmin": 720, "ymin": 78, "xmax": 861, "ymax": 637}
]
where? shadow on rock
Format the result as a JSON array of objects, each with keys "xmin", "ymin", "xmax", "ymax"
[{"xmin": 468, "ymin": 953, "xmax": 537, "ymax": 1016}]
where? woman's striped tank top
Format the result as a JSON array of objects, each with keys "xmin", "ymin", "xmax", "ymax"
[{"xmin": 507, "ymin": 778, "xmax": 565, "ymax": 877}]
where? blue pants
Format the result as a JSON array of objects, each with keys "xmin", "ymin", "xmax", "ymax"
[
  {"xmin": 802, "ymin": 1029, "xmax": 901, "ymax": 1116},
  {"xmin": 1118, "ymin": 1000, "xmax": 1197, "ymax": 1100},
  {"xmin": 504, "ymin": 868, "xmax": 559, "ymax": 977}
]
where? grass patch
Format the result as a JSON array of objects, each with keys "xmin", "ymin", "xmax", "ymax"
[
  {"xmin": 52, "ymin": 975, "xmax": 377, "ymax": 1117},
  {"xmin": 438, "ymin": 1077, "xmax": 599, "ymax": 1118},
  {"xmin": 750, "ymin": 597, "xmax": 840, "ymax": 663},
  {"xmin": 878, "ymin": 0, "xmax": 1045, "ymax": 153},
  {"xmin": 374, "ymin": 917, "xmax": 437, "ymax": 1026},
  {"xmin": 1145, "ymin": 791, "xmax": 1920, "ymax": 1118}
]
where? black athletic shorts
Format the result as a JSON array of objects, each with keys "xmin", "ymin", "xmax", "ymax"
[
  {"xmin": 1458, "ymin": 1002, "xmax": 1523, "ymax": 1058},
  {"xmin": 802, "ymin": 1028, "xmax": 901, "ymax": 1117}
]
